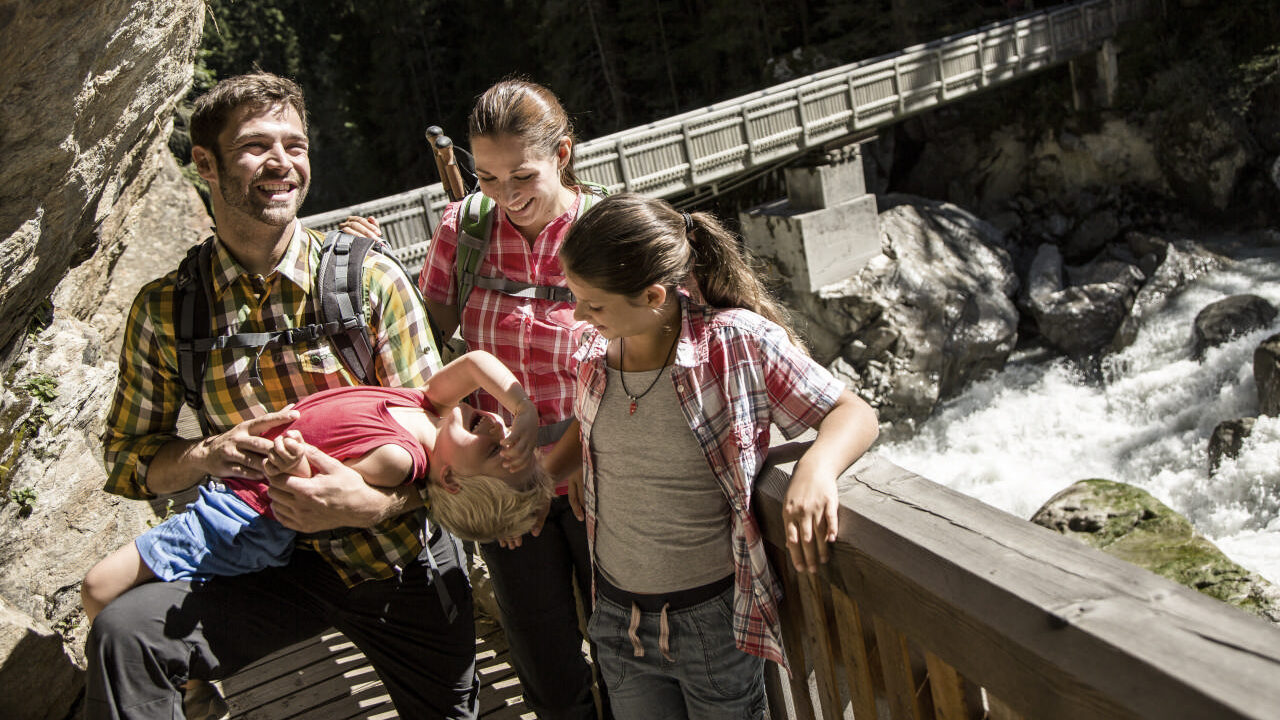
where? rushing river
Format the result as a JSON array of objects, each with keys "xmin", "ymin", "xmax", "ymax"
[{"xmin": 877, "ymin": 236, "xmax": 1280, "ymax": 584}]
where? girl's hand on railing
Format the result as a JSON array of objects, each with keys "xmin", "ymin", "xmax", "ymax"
[
  {"xmin": 782, "ymin": 470, "xmax": 839, "ymax": 574},
  {"xmin": 339, "ymin": 215, "xmax": 382, "ymax": 238}
]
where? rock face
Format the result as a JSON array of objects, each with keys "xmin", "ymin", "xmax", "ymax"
[
  {"xmin": 0, "ymin": 316, "xmax": 154, "ymax": 712},
  {"xmin": 1192, "ymin": 294, "xmax": 1278, "ymax": 358},
  {"xmin": 0, "ymin": 2, "xmax": 205, "ymax": 715},
  {"xmin": 1032, "ymin": 479, "xmax": 1280, "ymax": 624},
  {"xmin": 790, "ymin": 195, "xmax": 1020, "ymax": 437},
  {"xmin": 0, "ymin": 0, "xmax": 204, "ymax": 354},
  {"xmin": 1255, "ymin": 333, "xmax": 1280, "ymax": 416}
]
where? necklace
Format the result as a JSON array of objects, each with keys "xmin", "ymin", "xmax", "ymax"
[{"xmin": 618, "ymin": 328, "xmax": 680, "ymax": 416}]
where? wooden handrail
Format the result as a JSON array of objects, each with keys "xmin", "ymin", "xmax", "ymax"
[{"xmin": 753, "ymin": 454, "xmax": 1280, "ymax": 719}]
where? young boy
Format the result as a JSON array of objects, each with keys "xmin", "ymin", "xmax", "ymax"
[{"xmin": 82, "ymin": 350, "xmax": 553, "ymax": 621}]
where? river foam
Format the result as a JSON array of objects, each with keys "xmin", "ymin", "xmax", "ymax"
[{"xmin": 878, "ymin": 240, "xmax": 1280, "ymax": 584}]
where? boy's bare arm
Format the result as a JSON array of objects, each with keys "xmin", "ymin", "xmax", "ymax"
[{"xmin": 424, "ymin": 350, "xmax": 538, "ymax": 468}]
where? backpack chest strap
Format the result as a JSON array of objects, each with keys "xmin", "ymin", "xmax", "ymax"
[{"xmin": 471, "ymin": 275, "xmax": 575, "ymax": 304}]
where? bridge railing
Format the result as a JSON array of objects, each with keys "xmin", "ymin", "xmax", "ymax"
[
  {"xmin": 754, "ymin": 453, "xmax": 1280, "ymax": 720},
  {"xmin": 302, "ymin": 0, "xmax": 1151, "ymax": 271}
]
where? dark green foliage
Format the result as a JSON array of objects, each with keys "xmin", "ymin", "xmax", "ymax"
[{"xmin": 194, "ymin": 0, "xmax": 1024, "ymax": 212}]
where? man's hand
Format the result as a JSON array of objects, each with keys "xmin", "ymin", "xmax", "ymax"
[
  {"xmin": 196, "ymin": 407, "xmax": 299, "ymax": 479},
  {"xmin": 339, "ymin": 215, "xmax": 381, "ymax": 238},
  {"xmin": 267, "ymin": 443, "xmax": 418, "ymax": 533}
]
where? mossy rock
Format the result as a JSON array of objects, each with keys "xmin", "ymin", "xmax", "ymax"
[{"xmin": 1031, "ymin": 479, "xmax": 1280, "ymax": 624}]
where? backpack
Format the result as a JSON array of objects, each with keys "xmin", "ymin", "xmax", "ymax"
[
  {"xmin": 174, "ymin": 230, "xmax": 428, "ymax": 436},
  {"xmin": 451, "ymin": 182, "xmax": 609, "ymax": 316}
]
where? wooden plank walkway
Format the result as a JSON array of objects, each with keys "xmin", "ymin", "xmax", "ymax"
[{"xmin": 218, "ymin": 615, "xmax": 533, "ymax": 720}]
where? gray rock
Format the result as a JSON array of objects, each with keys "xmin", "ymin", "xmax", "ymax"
[
  {"xmin": 1110, "ymin": 236, "xmax": 1226, "ymax": 352},
  {"xmin": 1024, "ymin": 246, "xmax": 1144, "ymax": 357},
  {"xmin": 794, "ymin": 196, "xmax": 1019, "ymax": 437},
  {"xmin": 0, "ymin": 0, "xmax": 204, "ymax": 353},
  {"xmin": 0, "ymin": 596, "xmax": 82, "ymax": 720},
  {"xmin": 1207, "ymin": 417, "xmax": 1256, "ymax": 473},
  {"xmin": 1158, "ymin": 103, "xmax": 1249, "ymax": 214},
  {"xmin": 0, "ymin": 317, "xmax": 155, "ymax": 669},
  {"xmin": 1192, "ymin": 294, "xmax": 1278, "ymax": 359},
  {"xmin": 1032, "ymin": 479, "xmax": 1280, "ymax": 624},
  {"xmin": 1061, "ymin": 208, "xmax": 1120, "ymax": 261},
  {"xmin": 1256, "ymin": 333, "xmax": 1280, "ymax": 416},
  {"xmin": 0, "ymin": 0, "xmax": 204, "ymax": 697}
]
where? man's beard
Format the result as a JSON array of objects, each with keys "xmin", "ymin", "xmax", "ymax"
[{"xmin": 217, "ymin": 165, "xmax": 309, "ymax": 227}]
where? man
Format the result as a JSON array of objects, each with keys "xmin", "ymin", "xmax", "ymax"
[{"xmin": 86, "ymin": 73, "xmax": 478, "ymax": 719}]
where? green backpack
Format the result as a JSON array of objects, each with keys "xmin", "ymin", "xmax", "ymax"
[{"xmin": 451, "ymin": 182, "xmax": 608, "ymax": 315}]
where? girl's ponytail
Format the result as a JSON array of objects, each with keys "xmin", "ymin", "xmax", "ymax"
[
  {"xmin": 684, "ymin": 211, "xmax": 802, "ymax": 348},
  {"xmin": 561, "ymin": 193, "xmax": 802, "ymax": 348}
]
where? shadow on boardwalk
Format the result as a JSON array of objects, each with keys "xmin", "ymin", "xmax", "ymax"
[{"xmin": 219, "ymin": 615, "xmax": 532, "ymax": 720}]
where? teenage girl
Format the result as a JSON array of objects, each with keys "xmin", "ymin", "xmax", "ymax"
[
  {"xmin": 342, "ymin": 79, "xmax": 607, "ymax": 720},
  {"xmin": 556, "ymin": 193, "xmax": 879, "ymax": 719}
]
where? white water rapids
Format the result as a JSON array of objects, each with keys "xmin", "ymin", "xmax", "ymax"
[{"xmin": 877, "ymin": 237, "xmax": 1280, "ymax": 584}]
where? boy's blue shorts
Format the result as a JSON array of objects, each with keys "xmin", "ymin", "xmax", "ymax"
[{"xmin": 135, "ymin": 484, "xmax": 296, "ymax": 581}]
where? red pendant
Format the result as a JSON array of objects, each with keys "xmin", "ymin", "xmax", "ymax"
[{"xmin": 629, "ymin": 399, "xmax": 637, "ymax": 415}]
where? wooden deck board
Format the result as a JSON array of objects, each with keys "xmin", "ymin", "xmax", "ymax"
[{"xmin": 219, "ymin": 616, "xmax": 532, "ymax": 719}]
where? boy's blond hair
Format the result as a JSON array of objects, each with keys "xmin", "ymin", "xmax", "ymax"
[{"xmin": 427, "ymin": 465, "xmax": 556, "ymax": 542}]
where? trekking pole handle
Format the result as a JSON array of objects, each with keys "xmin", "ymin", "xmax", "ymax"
[{"xmin": 426, "ymin": 128, "xmax": 467, "ymax": 202}]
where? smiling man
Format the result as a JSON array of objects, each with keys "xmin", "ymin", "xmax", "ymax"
[{"xmin": 87, "ymin": 73, "xmax": 478, "ymax": 719}]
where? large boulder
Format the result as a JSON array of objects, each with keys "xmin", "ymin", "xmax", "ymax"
[
  {"xmin": 1156, "ymin": 99, "xmax": 1250, "ymax": 215},
  {"xmin": 1192, "ymin": 294, "xmax": 1278, "ymax": 359},
  {"xmin": 791, "ymin": 195, "xmax": 1020, "ymax": 437},
  {"xmin": 0, "ymin": 0, "xmax": 205, "ymax": 707},
  {"xmin": 1255, "ymin": 333, "xmax": 1280, "ymax": 416},
  {"xmin": 0, "ymin": 596, "xmax": 81, "ymax": 720},
  {"xmin": 1022, "ymin": 244, "xmax": 1144, "ymax": 357},
  {"xmin": 0, "ymin": 0, "xmax": 204, "ymax": 354},
  {"xmin": 1032, "ymin": 479, "xmax": 1280, "ymax": 624}
]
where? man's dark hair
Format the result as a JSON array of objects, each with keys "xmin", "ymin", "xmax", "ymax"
[{"xmin": 189, "ymin": 72, "xmax": 308, "ymax": 157}]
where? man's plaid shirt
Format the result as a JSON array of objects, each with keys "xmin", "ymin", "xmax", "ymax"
[
  {"xmin": 102, "ymin": 224, "xmax": 442, "ymax": 586},
  {"xmin": 572, "ymin": 297, "xmax": 844, "ymax": 668}
]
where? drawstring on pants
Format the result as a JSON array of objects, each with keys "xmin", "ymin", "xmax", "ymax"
[{"xmin": 627, "ymin": 602, "xmax": 675, "ymax": 662}]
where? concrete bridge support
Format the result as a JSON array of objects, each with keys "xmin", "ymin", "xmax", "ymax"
[
  {"xmin": 739, "ymin": 141, "xmax": 881, "ymax": 294},
  {"xmin": 1070, "ymin": 38, "xmax": 1119, "ymax": 111}
]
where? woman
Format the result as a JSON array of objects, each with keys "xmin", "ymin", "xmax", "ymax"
[{"xmin": 344, "ymin": 79, "xmax": 606, "ymax": 720}]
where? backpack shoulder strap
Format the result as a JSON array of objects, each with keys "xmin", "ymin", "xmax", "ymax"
[
  {"xmin": 174, "ymin": 237, "xmax": 218, "ymax": 436},
  {"xmin": 317, "ymin": 229, "xmax": 444, "ymax": 384},
  {"xmin": 317, "ymin": 230, "xmax": 379, "ymax": 385},
  {"xmin": 454, "ymin": 192, "xmax": 495, "ymax": 315}
]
